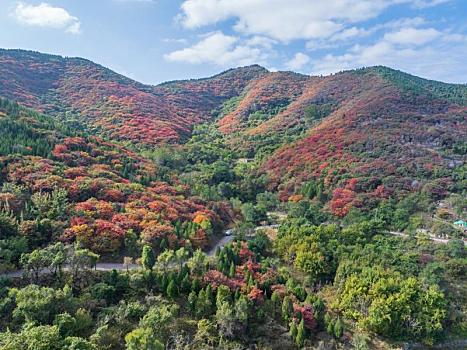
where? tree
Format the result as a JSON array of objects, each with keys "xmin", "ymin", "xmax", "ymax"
[
  {"xmin": 188, "ymin": 291, "xmax": 197, "ymax": 315},
  {"xmin": 157, "ymin": 249, "xmax": 175, "ymax": 274},
  {"xmin": 63, "ymin": 337, "xmax": 96, "ymax": 350},
  {"xmin": 125, "ymin": 327, "xmax": 164, "ymax": 350},
  {"xmin": 334, "ymin": 317, "xmax": 344, "ymax": 338},
  {"xmin": 141, "ymin": 245, "xmax": 155, "ymax": 271},
  {"xmin": 216, "ymin": 285, "xmax": 231, "ymax": 308},
  {"xmin": 0, "ymin": 324, "xmax": 63, "ymax": 350},
  {"xmin": 139, "ymin": 302, "xmax": 179, "ymax": 342},
  {"xmin": 10, "ymin": 284, "xmax": 72, "ymax": 324},
  {"xmin": 196, "ymin": 289, "xmax": 212, "ymax": 319},
  {"xmin": 175, "ymin": 247, "xmax": 189, "ymax": 270},
  {"xmin": 271, "ymin": 291, "xmax": 281, "ymax": 318},
  {"xmin": 282, "ymin": 296, "xmax": 294, "ymax": 321},
  {"xmin": 296, "ymin": 318, "xmax": 305, "ymax": 348},
  {"xmin": 20, "ymin": 249, "xmax": 52, "ymax": 283},
  {"xmin": 216, "ymin": 301, "xmax": 236, "ymax": 339},
  {"xmin": 187, "ymin": 249, "xmax": 207, "ymax": 276},
  {"xmin": 289, "ymin": 321, "xmax": 297, "ymax": 338},
  {"xmin": 166, "ymin": 278, "xmax": 178, "ymax": 299}
]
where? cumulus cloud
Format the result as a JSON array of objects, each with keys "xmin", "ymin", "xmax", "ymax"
[
  {"xmin": 164, "ymin": 31, "xmax": 270, "ymax": 66},
  {"xmin": 13, "ymin": 2, "xmax": 81, "ymax": 34},
  {"xmin": 177, "ymin": 0, "xmax": 450, "ymax": 42},
  {"xmin": 285, "ymin": 53, "xmax": 310, "ymax": 70},
  {"xmin": 177, "ymin": 0, "xmax": 403, "ymax": 42}
]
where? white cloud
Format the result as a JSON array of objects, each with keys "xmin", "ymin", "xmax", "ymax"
[
  {"xmin": 164, "ymin": 31, "xmax": 270, "ymax": 66},
  {"xmin": 245, "ymin": 36, "xmax": 277, "ymax": 49},
  {"xmin": 384, "ymin": 27, "xmax": 441, "ymax": 45},
  {"xmin": 285, "ymin": 52, "xmax": 310, "ymax": 70},
  {"xmin": 177, "ymin": 1, "xmax": 451, "ymax": 42},
  {"xmin": 178, "ymin": 0, "xmax": 405, "ymax": 42},
  {"xmin": 330, "ymin": 27, "xmax": 372, "ymax": 41},
  {"xmin": 310, "ymin": 27, "xmax": 467, "ymax": 83},
  {"xmin": 13, "ymin": 2, "xmax": 81, "ymax": 34},
  {"xmin": 411, "ymin": 0, "xmax": 450, "ymax": 9}
]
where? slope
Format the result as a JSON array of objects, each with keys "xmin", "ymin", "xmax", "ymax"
[{"xmin": 0, "ymin": 49, "xmax": 267, "ymax": 145}]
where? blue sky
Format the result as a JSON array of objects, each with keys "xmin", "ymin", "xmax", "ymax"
[{"xmin": 0, "ymin": 0, "xmax": 466, "ymax": 84}]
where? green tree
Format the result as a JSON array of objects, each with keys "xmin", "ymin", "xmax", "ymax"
[
  {"xmin": 334, "ymin": 317, "xmax": 344, "ymax": 338},
  {"xmin": 166, "ymin": 278, "xmax": 178, "ymax": 299},
  {"xmin": 10, "ymin": 284, "xmax": 72, "ymax": 324},
  {"xmin": 188, "ymin": 291, "xmax": 197, "ymax": 315},
  {"xmin": 125, "ymin": 327, "xmax": 164, "ymax": 350},
  {"xmin": 187, "ymin": 249, "xmax": 207, "ymax": 276},
  {"xmin": 282, "ymin": 296, "xmax": 294, "ymax": 321},
  {"xmin": 289, "ymin": 321, "xmax": 297, "ymax": 338},
  {"xmin": 141, "ymin": 245, "xmax": 155, "ymax": 271},
  {"xmin": 296, "ymin": 318, "xmax": 305, "ymax": 348},
  {"xmin": 0, "ymin": 324, "xmax": 62, "ymax": 350}
]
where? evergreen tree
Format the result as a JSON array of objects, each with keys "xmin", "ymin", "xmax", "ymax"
[
  {"xmin": 282, "ymin": 296, "xmax": 294, "ymax": 321},
  {"xmin": 334, "ymin": 317, "xmax": 344, "ymax": 338},
  {"xmin": 271, "ymin": 291, "xmax": 281, "ymax": 318},
  {"xmin": 181, "ymin": 273, "xmax": 191, "ymax": 293},
  {"xmin": 289, "ymin": 321, "xmax": 297, "ymax": 338},
  {"xmin": 141, "ymin": 245, "xmax": 155, "ymax": 271},
  {"xmin": 296, "ymin": 319, "xmax": 305, "ymax": 348},
  {"xmin": 229, "ymin": 262, "xmax": 236, "ymax": 278},
  {"xmin": 191, "ymin": 278, "xmax": 201, "ymax": 293},
  {"xmin": 188, "ymin": 291, "xmax": 197, "ymax": 314},
  {"xmin": 166, "ymin": 278, "xmax": 178, "ymax": 299}
]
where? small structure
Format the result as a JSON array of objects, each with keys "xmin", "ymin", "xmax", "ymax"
[{"xmin": 454, "ymin": 220, "xmax": 467, "ymax": 229}]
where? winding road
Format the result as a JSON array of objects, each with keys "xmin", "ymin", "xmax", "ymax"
[
  {"xmin": 3, "ymin": 227, "xmax": 463, "ymax": 279},
  {"xmin": 1, "ymin": 233, "xmax": 236, "ymax": 279}
]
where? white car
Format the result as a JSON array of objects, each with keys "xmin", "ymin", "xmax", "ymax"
[{"xmin": 224, "ymin": 229, "xmax": 233, "ymax": 236}]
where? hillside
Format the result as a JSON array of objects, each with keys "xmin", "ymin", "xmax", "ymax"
[
  {"xmin": 0, "ymin": 49, "xmax": 267, "ymax": 144},
  {"xmin": 0, "ymin": 97, "xmax": 232, "ymax": 270},
  {"xmin": 0, "ymin": 49, "xmax": 466, "ymax": 350},
  {"xmin": 1, "ymin": 49, "xmax": 466, "ymax": 219}
]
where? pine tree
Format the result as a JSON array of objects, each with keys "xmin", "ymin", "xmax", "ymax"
[
  {"xmin": 205, "ymin": 284, "xmax": 213, "ymax": 304},
  {"xmin": 166, "ymin": 278, "xmax": 178, "ymax": 299},
  {"xmin": 191, "ymin": 278, "xmax": 201, "ymax": 293},
  {"xmin": 141, "ymin": 245, "xmax": 155, "ymax": 271},
  {"xmin": 289, "ymin": 321, "xmax": 297, "ymax": 338},
  {"xmin": 181, "ymin": 272, "xmax": 191, "ymax": 293},
  {"xmin": 160, "ymin": 238, "xmax": 168, "ymax": 251},
  {"xmin": 296, "ymin": 319, "xmax": 305, "ymax": 348},
  {"xmin": 188, "ymin": 290, "xmax": 197, "ymax": 314},
  {"xmin": 334, "ymin": 317, "xmax": 344, "ymax": 338},
  {"xmin": 282, "ymin": 296, "xmax": 294, "ymax": 321},
  {"xmin": 271, "ymin": 291, "xmax": 280, "ymax": 318},
  {"xmin": 229, "ymin": 262, "xmax": 236, "ymax": 278}
]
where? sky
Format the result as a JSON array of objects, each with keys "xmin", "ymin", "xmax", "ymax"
[{"xmin": 0, "ymin": 0, "xmax": 466, "ymax": 85}]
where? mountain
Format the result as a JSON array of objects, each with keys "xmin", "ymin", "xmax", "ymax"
[
  {"xmin": 0, "ymin": 97, "xmax": 232, "ymax": 258},
  {"xmin": 1, "ymin": 49, "xmax": 466, "ymax": 349},
  {"xmin": 0, "ymin": 49, "xmax": 466, "ymax": 218},
  {"xmin": 0, "ymin": 49, "xmax": 267, "ymax": 144}
]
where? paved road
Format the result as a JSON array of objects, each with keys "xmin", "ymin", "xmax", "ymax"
[
  {"xmin": 207, "ymin": 235, "xmax": 235, "ymax": 256},
  {"xmin": 1, "ymin": 234, "xmax": 236, "ymax": 279},
  {"xmin": 1, "ymin": 262, "xmax": 142, "ymax": 279},
  {"xmin": 389, "ymin": 231, "xmax": 466, "ymax": 245}
]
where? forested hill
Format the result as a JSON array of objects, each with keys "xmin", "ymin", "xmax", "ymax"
[
  {"xmin": 0, "ymin": 49, "xmax": 267, "ymax": 144},
  {"xmin": 1, "ymin": 49, "xmax": 466, "ymax": 350},
  {"xmin": 0, "ymin": 48, "xmax": 466, "ymax": 221}
]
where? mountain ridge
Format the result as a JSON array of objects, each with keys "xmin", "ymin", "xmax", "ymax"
[{"xmin": 0, "ymin": 48, "xmax": 465, "ymax": 215}]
